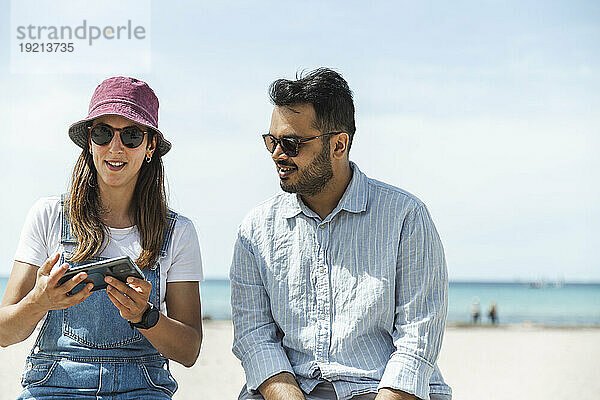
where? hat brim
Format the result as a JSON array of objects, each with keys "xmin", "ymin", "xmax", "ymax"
[{"xmin": 68, "ymin": 105, "xmax": 171, "ymax": 157}]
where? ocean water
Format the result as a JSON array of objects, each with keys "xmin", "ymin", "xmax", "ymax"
[
  {"xmin": 448, "ymin": 281, "xmax": 600, "ymax": 325},
  {"xmin": 1, "ymin": 278, "xmax": 599, "ymax": 325}
]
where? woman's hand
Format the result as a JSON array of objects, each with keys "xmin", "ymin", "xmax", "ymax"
[
  {"xmin": 29, "ymin": 253, "xmax": 94, "ymax": 313},
  {"xmin": 105, "ymin": 275, "xmax": 152, "ymax": 323},
  {"xmin": 0, "ymin": 257, "xmax": 95, "ymax": 347}
]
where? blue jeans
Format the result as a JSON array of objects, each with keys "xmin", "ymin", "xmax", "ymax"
[
  {"xmin": 238, "ymin": 381, "xmax": 451, "ymax": 400},
  {"xmin": 18, "ymin": 356, "xmax": 175, "ymax": 399},
  {"xmin": 238, "ymin": 382, "xmax": 376, "ymax": 400}
]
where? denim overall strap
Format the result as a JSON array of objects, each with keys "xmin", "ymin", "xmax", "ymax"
[
  {"xmin": 147, "ymin": 208, "xmax": 178, "ymax": 305},
  {"xmin": 159, "ymin": 209, "xmax": 178, "ymax": 259},
  {"xmin": 60, "ymin": 193, "xmax": 77, "ymax": 246}
]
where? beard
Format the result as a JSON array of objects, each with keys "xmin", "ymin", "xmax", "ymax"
[{"xmin": 280, "ymin": 141, "xmax": 334, "ymax": 196}]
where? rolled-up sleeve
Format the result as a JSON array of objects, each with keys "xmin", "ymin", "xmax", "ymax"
[
  {"xmin": 378, "ymin": 204, "xmax": 449, "ymax": 400},
  {"xmin": 230, "ymin": 228, "xmax": 294, "ymax": 392}
]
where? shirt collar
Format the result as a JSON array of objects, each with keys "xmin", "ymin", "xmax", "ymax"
[
  {"xmin": 338, "ymin": 161, "xmax": 368, "ymax": 214},
  {"xmin": 281, "ymin": 161, "xmax": 368, "ymax": 219},
  {"xmin": 281, "ymin": 194, "xmax": 303, "ymax": 219}
]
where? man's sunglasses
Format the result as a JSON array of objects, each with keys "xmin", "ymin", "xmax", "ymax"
[
  {"xmin": 262, "ymin": 131, "xmax": 343, "ymax": 157},
  {"xmin": 89, "ymin": 123, "xmax": 148, "ymax": 149}
]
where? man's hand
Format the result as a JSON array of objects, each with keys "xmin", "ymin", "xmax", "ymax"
[
  {"xmin": 258, "ymin": 372, "xmax": 305, "ymax": 400},
  {"xmin": 376, "ymin": 388, "xmax": 417, "ymax": 400}
]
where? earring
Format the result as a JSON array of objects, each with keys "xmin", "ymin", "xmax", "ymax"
[{"xmin": 146, "ymin": 155, "xmax": 152, "ymax": 163}]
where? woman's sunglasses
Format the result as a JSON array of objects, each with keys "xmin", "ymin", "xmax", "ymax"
[
  {"xmin": 262, "ymin": 131, "xmax": 342, "ymax": 157},
  {"xmin": 89, "ymin": 123, "xmax": 148, "ymax": 149}
]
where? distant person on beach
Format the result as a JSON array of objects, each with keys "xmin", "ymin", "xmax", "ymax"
[
  {"xmin": 0, "ymin": 77, "xmax": 203, "ymax": 399},
  {"xmin": 230, "ymin": 68, "xmax": 452, "ymax": 400},
  {"xmin": 488, "ymin": 302, "xmax": 498, "ymax": 325},
  {"xmin": 471, "ymin": 298, "xmax": 481, "ymax": 324}
]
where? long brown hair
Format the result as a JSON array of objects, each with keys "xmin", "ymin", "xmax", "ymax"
[{"xmin": 67, "ymin": 132, "xmax": 168, "ymax": 269}]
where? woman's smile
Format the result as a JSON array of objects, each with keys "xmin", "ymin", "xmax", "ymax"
[{"xmin": 105, "ymin": 160, "xmax": 127, "ymax": 171}]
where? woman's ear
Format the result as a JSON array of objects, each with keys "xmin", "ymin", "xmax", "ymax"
[{"xmin": 146, "ymin": 133, "xmax": 157, "ymax": 156}]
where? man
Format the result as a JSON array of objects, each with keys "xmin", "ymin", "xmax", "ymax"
[{"xmin": 230, "ymin": 68, "xmax": 452, "ymax": 400}]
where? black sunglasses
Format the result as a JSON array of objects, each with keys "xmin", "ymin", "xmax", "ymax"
[
  {"xmin": 89, "ymin": 123, "xmax": 148, "ymax": 149},
  {"xmin": 262, "ymin": 131, "xmax": 343, "ymax": 157}
]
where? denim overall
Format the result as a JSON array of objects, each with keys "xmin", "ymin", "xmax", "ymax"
[{"xmin": 18, "ymin": 195, "xmax": 179, "ymax": 399}]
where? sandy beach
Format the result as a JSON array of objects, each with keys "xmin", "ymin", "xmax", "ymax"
[{"xmin": 1, "ymin": 321, "xmax": 599, "ymax": 400}]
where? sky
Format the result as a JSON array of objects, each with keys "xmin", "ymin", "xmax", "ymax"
[{"xmin": 0, "ymin": 0, "xmax": 598, "ymax": 281}]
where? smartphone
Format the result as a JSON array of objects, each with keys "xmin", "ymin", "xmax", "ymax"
[{"xmin": 57, "ymin": 256, "xmax": 145, "ymax": 296}]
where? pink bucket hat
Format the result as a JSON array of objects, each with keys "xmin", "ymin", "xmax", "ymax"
[{"xmin": 68, "ymin": 76, "xmax": 171, "ymax": 156}]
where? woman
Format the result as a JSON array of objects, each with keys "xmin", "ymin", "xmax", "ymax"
[{"xmin": 0, "ymin": 77, "xmax": 203, "ymax": 399}]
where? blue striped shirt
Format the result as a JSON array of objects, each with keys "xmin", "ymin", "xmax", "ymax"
[{"xmin": 230, "ymin": 162, "xmax": 452, "ymax": 400}]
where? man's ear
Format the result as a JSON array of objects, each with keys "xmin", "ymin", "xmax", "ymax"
[{"xmin": 332, "ymin": 132, "xmax": 350, "ymax": 159}]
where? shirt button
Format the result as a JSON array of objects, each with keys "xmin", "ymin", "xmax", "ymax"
[
  {"xmin": 319, "ymin": 225, "xmax": 325, "ymax": 229},
  {"xmin": 319, "ymin": 266, "xmax": 326, "ymax": 273}
]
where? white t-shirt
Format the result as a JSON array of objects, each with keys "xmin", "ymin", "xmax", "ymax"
[{"xmin": 14, "ymin": 196, "xmax": 204, "ymax": 313}]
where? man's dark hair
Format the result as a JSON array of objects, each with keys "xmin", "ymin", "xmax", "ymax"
[{"xmin": 269, "ymin": 68, "xmax": 356, "ymax": 152}]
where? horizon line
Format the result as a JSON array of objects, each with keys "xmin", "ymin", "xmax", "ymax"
[{"xmin": 1, "ymin": 276, "xmax": 599, "ymax": 285}]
